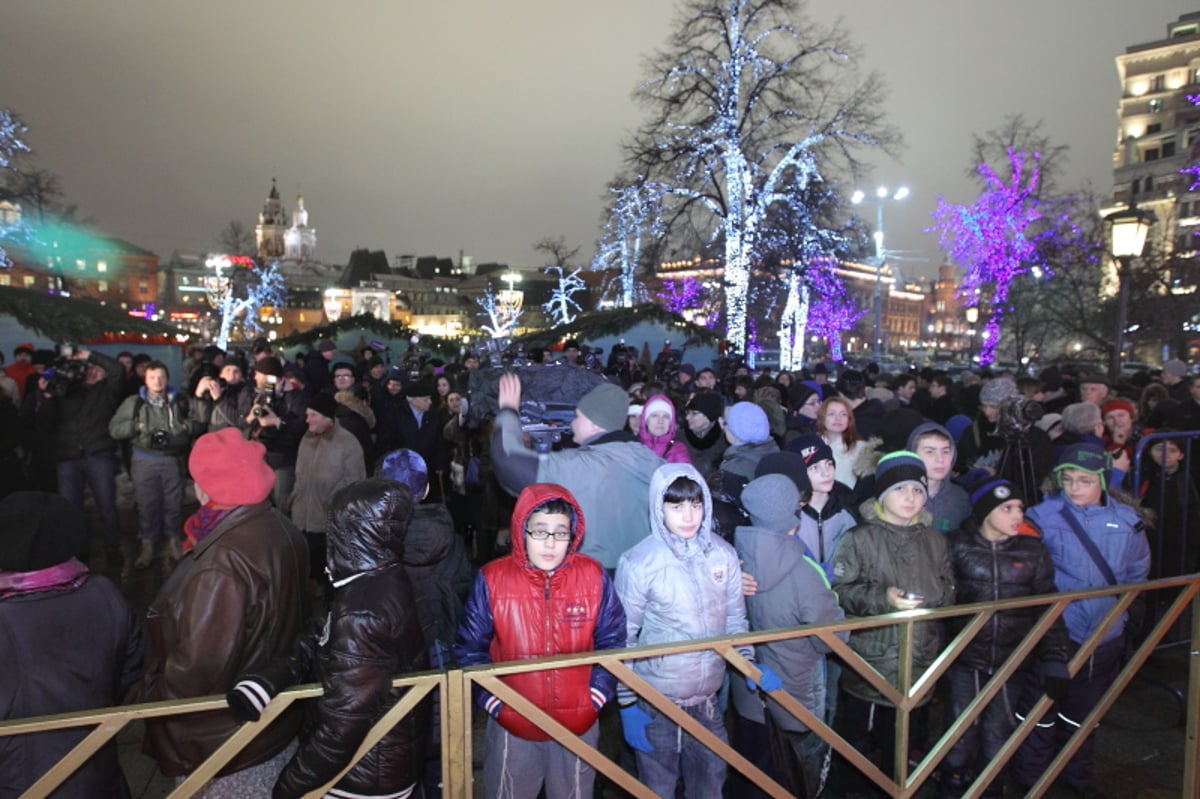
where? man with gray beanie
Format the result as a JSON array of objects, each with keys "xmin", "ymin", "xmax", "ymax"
[
  {"xmin": 491, "ymin": 373, "xmax": 663, "ymax": 570},
  {"xmin": 957, "ymin": 376, "xmax": 1054, "ymax": 495}
]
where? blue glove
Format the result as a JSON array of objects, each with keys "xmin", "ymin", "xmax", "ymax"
[
  {"xmin": 620, "ymin": 704, "xmax": 654, "ymax": 753},
  {"xmin": 747, "ymin": 662, "xmax": 783, "ymax": 693}
]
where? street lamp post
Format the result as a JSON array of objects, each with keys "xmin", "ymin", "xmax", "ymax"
[
  {"xmin": 1104, "ymin": 205, "xmax": 1156, "ymax": 382},
  {"xmin": 852, "ymin": 186, "xmax": 908, "ymax": 361},
  {"xmin": 965, "ymin": 306, "xmax": 979, "ymax": 364}
]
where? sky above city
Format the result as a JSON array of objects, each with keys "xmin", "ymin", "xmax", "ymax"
[{"xmin": 2, "ymin": 1, "xmax": 1196, "ymax": 279}]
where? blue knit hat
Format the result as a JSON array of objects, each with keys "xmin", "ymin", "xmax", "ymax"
[
  {"xmin": 375, "ymin": 448, "xmax": 429, "ymax": 499},
  {"xmin": 874, "ymin": 450, "xmax": 928, "ymax": 501},
  {"xmin": 726, "ymin": 401, "xmax": 770, "ymax": 444}
]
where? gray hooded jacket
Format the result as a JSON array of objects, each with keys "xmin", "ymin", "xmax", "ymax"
[{"xmin": 615, "ymin": 463, "xmax": 751, "ymax": 707}]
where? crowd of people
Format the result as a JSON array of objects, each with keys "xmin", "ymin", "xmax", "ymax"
[{"xmin": 0, "ymin": 335, "xmax": 1195, "ymax": 798}]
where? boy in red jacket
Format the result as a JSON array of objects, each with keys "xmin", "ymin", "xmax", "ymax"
[{"xmin": 454, "ymin": 483, "xmax": 626, "ymax": 799}]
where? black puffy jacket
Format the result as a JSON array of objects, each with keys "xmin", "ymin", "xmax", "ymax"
[
  {"xmin": 947, "ymin": 521, "xmax": 1069, "ymax": 673},
  {"xmin": 240, "ymin": 479, "xmax": 432, "ymax": 799}
]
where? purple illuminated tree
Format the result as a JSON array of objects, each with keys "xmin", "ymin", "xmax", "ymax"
[
  {"xmin": 657, "ymin": 276, "xmax": 706, "ymax": 315},
  {"xmin": 929, "ymin": 148, "xmax": 1047, "ymax": 364},
  {"xmin": 801, "ymin": 257, "xmax": 866, "ymax": 362}
]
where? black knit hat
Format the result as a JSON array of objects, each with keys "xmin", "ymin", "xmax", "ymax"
[
  {"xmin": 0, "ymin": 492, "xmax": 89, "ymax": 571},
  {"xmin": 686, "ymin": 391, "xmax": 724, "ymax": 425},
  {"xmin": 874, "ymin": 451, "xmax": 928, "ymax": 501},
  {"xmin": 970, "ymin": 479, "xmax": 1024, "ymax": 525}
]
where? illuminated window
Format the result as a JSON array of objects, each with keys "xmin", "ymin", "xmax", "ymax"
[
  {"xmin": 0, "ymin": 274, "xmax": 9, "ymax": 286},
  {"xmin": 76, "ymin": 259, "xmax": 86, "ymax": 271},
  {"xmin": 23, "ymin": 275, "xmax": 35, "ymax": 288},
  {"xmin": 97, "ymin": 261, "xmax": 108, "ymax": 273},
  {"xmin": 98, "ymin": 280, "xmax": 108, "ymax": 292},
  {"xmin": 1149, "ymin": 99, "xmax": 1164, "ymax": 114},
  {"xmin": 138, "ymin": 281, "xmax": 149, "ymax": 295}
]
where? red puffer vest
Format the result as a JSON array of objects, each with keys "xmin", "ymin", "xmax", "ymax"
[{"xmin": 482, "ymin": 483, "xmax": 605, "ymax": 741}]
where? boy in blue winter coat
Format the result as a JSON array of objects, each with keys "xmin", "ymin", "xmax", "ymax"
[{"xmin": 1012, "ymin": 444, "xmax": 1150, "ymax": 795}]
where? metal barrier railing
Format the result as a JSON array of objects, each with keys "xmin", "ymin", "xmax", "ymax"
[
  {"xmin": 3, "ymin": 575, "xmax": 1198, "ymax": 799},
  {"xmin": 1132, "ymin": 429, "xmax": 1200, "ymax": 580}
]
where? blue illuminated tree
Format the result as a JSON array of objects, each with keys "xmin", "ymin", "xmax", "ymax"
[
  {"xmin": 626, "ymin": 0, "xmax": 894, "ymax": 355},
  {"xmin": 209, "ymin": 256, "xmax": 289, "ymax": 350},
  {"xmin": 929, "ymin": 148, "xmax": 1048, "ymax": 365}
]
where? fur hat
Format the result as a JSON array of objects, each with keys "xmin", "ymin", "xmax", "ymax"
[
  {"xmin": 189, "ymin": 428, "xmax": 275, "ymax": 505},
  {"xmin": 980, "ymin": 376, "xmax": 1020, "ymax": 404},
  {"xmin": 576, "ymin": 381, "xmax": 628, "ymax": 432},
  {"xmin": 686, "ymin": 392, "xmax": 724, "ymax": 425},
  {"xmin": 874, "ymin": 450, "xmax": 928, "ymax": 501},
  {"xmin": 970, "ymin": 479, "xmax": 1024, "ymax": 525},
  {"xmin": 307, "ymin": 392, "xmax": 339, "ymax": 420},
  {"xmin": 725, "ymin": 401, "xmax": 770, "ymax": 444},
  {"xmin": 0, "ymin": 491, "xmax": 89, "ymax": 571},
  {"xmin": 375, "ymin": 448, "xmax": 429, "ymax": 499},
  {"xmin": 741, "ymin": 474, "xmax": 801, "ymax": 532}
]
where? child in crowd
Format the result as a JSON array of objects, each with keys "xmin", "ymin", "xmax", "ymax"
[
  {"xmin": 1138, "ymin": 432, "xmax": 1200, "ymax": 577},
  {"xmin": 616, "ymin": 463, "xmax": 764, "ymax": 798},
  {"xmin": 941, "ymin": 479, "xmax": 1069, "ymax": 798},
  {"xmin": 1013, "ymin": 444, "xmax": 1150, "ymax": 796},
  {"xmin": 454, "ymin": 483, "xmax": 625, "ymax": 799},
  {"xmin": 736, "ymin": 474, "xmax": 847, "ymax": 798},
  {"xmin": 907, "ymin": 422, "xmax": 972, "ymax": 534},
  {"xmin": 829, "ymin": 451, "xmax": 956, "ymax": 795},
  {"xmin": 787, "ymin": 434, "xmax": 859, "ymax": 573}
]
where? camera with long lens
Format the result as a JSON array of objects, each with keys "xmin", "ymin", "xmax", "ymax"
[
  {"xmin": 996, "ymin": 396, "xmax": 1044, "ymax": 438},
  {"xmin": 42, "ymin": 358, "xmax": 89, "ymax": 398},
  {"xmin": 581, "ymin": 346, "xmax": 604, "ymax": 371}
]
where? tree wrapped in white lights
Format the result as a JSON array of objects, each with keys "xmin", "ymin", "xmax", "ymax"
[
  {"xmin": 625, "ymin": 0, "xmax": 893, "ymax": 355},
  {"xmin": 476, "ymin": 287, "xmax": 523, "ymax": 339},
  {"xmin": 205, "ymin": 255, "xmax": 289, "ymax": 350},
  {"xmin": 541, "ymin": 266, "xmax": 585, "ymax": 326},
  {"xmin": 593, "ymin": 177, "xmax": 663, "ymax": 307},
  {"xmin": 0, "ymin": 109, "xmax": 30, "ymax": 266}
]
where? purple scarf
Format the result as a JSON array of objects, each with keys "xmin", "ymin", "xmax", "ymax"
[{"xmin": 0, "ymin": 558, "xmax": 89, "ymax": 600}]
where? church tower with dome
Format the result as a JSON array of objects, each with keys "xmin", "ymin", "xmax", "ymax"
[
  {"xmin": 255, "ymin": 178, "xmax": 288, "ymax": 260},
  {"xmin": 283, "ymin": 194, "xmax": 317, "ymax": 261}
]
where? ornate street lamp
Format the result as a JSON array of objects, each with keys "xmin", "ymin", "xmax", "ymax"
[
  {"xmin": 1104, "ymin": 205, "xmax": 1156, "ymax": 381},
  {"xmin": 852, "ymin": 185, "xmax": 908, "ymax": 360}
]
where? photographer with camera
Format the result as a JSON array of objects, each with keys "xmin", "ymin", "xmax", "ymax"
[
  {"xmin": 244, "ymin": 357, "xmax": 308, "ymax": 509},
  {"xmin": 109, "ymin": 361, "xmax": 201, "ymax": 569},
  {"xmin": 30, "ymin": 345, "xmax": 126, "ymax": 569},
  {"xmin": 956, "ymin": 377, "xmax": 1055, "ymax": 502},
  {"xmin": 192, "ymin": 359, "xmax": 251, "ymax": 434}
]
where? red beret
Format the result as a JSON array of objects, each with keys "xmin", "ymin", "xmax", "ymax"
[{"xmin": 188, "ymin": 428, "xmax": 275, "ymax": 506}]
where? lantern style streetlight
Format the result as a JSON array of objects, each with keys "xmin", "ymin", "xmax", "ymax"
[{"xmin": 1104, "ymin": 205, "xmax": 1155, "ymax": 381}]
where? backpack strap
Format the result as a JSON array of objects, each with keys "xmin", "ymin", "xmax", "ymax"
[{"xmin": 1058, "ymin": 504, "xmax": 1119, "ymax": 586}]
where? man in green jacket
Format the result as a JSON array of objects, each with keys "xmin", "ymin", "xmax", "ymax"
[{"xmin": 109, "ymin": 360, "xmax": 199, "ymax": 568}]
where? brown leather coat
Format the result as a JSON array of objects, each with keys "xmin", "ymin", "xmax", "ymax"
[{"xmin": 141, "ymin": 501, "xmax": 309, "ymax": 777}]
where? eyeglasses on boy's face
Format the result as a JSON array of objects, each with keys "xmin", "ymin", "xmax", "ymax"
[{"xmin": 525, "ymin": 529, "xmax": 571, "ymax": 541}]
